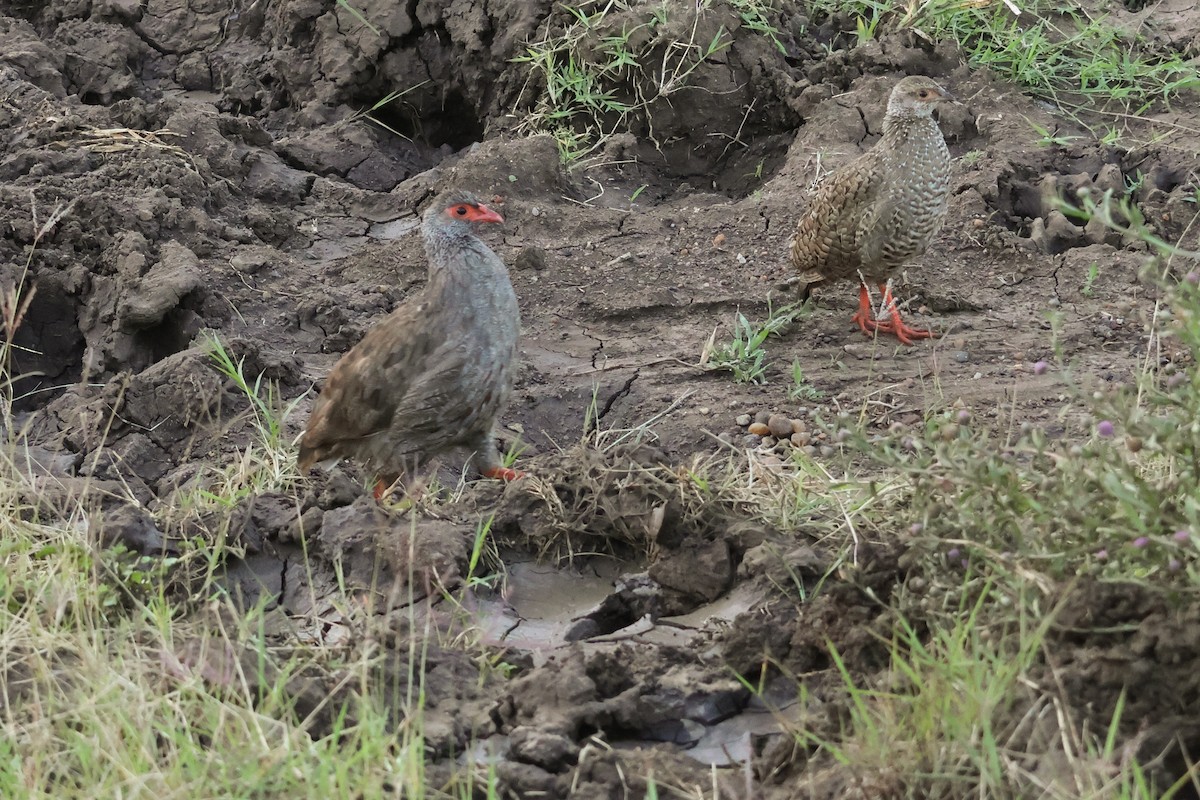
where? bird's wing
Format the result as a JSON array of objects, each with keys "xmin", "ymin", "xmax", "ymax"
[
  {"xmin": 385, "ymin": 339, "xmax": 510, "ymax": 445},
  {"xmin": 298, "ymin": 302, "xmax": 434, "ymax": 469},
  {"xmin": 790, "ymin": 149, "xmax": 885, "ymax": 280},
  {"xmin": 854, "ymin": 192, "xmax": 903, "ymax": 266}
]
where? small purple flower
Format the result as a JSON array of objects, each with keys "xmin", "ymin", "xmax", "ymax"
[
  {"xmin": 909, "ymin": 522, "xmax": 924, "ymax": 535},
  {"xmin": 1168, "ymin": 558, "xmax": 1182, "ymax": 573},
  {"xmin": 1033, "ymin": 360, "xmax": 1049, "ymax": 376},
  {"xmin": 1187, "ymin": 271, "xmax": 1200, "ymax": 286},
  {"xmin": 947, "ymin": 547, "xmax": 960, "ymax": 560},
  {"xmin": 956, "ymin": 409, "xmax": 971, "ymax": 423},
  {"xmin": 1168, "ymin": 373, "xmax": 1188, "ymax": 389},
  {"xmin": 1174, "ymin": 529, "xmax": 1191, "ymax": 543},
  {"xmin": 1097, "ymin": 420, "xmax": 1115, "ymax": 438},
  {"xmin": 1095, "ymin": 549, "xmax": 1109, "ymax": 561},
  {"xmin": 960, "ymin": 558, "xmax": 969, "ymax": 569},
  {"xmin": 1132, "ymin": 536, "xmax": 1149, "ymax": 549}
]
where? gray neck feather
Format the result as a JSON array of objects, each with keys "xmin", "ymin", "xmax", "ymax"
[{"xmin": 422, "ymin": 220, "xmax": 508, "ymax": 296}]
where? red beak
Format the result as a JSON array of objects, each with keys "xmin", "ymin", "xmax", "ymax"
[{"xmin": 468, "ymin": 204, "xmax": 504, "ymax": 224}]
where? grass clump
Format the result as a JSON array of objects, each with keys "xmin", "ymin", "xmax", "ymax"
[
  {"xmin": 776, "ymin": 585, "xmax": 1178, "ymax": 798},
  {"xmin": 805, "ymin": 0, "xmax": 1200, "ymax": 115},
  {"xmin": 169, "ymin": 334, "xmax": 304, "ymax": 517},
  {"xmin": 702, "ymin": 300, "xmax": 809, "ymax": 384},
  {"xmin": 0, "ymin": 536, "xmax": 440, "ymax": 797},
  {"xmin": 514, "ymin": 0, "xmax": 785, "ymax": 161}
]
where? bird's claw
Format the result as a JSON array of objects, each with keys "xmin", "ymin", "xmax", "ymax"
[
  {"xmin": 850, "ymin": 310, "xmax": 936, "ymax": 346},
  {"xmin": 873, "ymin": 318, "xmax": 936, "ymax": 346}
]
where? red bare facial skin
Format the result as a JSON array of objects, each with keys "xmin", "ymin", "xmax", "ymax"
[{"xmin": 447, "ymin": 203, "xmax": 504, "ymax": 224}]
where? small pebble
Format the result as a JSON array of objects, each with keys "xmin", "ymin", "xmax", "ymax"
[
  {"xmin": 767, "ymin": 414, "xmax": 793, "ymax": 439},
  {"xmin": 735, "ymin": 414, "xmax": 752, "ymax": 427},
  {"xmin": 820, "ymin": 445, "xmax": 835, "ymax": 457},
  {"xmin": 954, "ymin": 351, "xmax": 970, "ymax": 363},
  {"xmin": 761, "ymin": 436, "xmax": 777, "ymax": 448},
  {"xmin": 698, "ymin": 406, "xmax": 711, "ymax": 416},
  {"xmin": 747, "ymin": 422, "xmax": 771, "ymax": 436},
  {"xmin": 743, "ymin": 434, "xmax": 764, "ymax": 448},
  {"xmin": 790, "ymin": 432, "xmax": 810, "ymax": 447},
  {"xmin": 790, "ymin": 419, "xmax": 806, "ymax": 434},
  {"xmin": 753, "ymin": 410, "xmax": 771, "ymax": 425}
]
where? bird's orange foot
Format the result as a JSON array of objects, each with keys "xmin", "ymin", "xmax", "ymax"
[
  {"xmin": 373, "ymin": 479, "xmax": 393, "ymax": 502},
  {"xmin": 873, "ymin": 317, "xmax": 936, "ymax": 346},
  {"xmin": 850, "ymin": 308, "xmax": 882, "ymax": 335},
  {"xmin": 482, "ymin": 466, "xmax": 525, "ymax": 481}
]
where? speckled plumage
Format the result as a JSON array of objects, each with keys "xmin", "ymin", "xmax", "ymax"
[
  {"xmin": 298, "ymin": 189, "xmax": 520, "ymax": 488},
  {"xmin": 790, "ymin": 76, "xmax": 953, "ymax": 343}
]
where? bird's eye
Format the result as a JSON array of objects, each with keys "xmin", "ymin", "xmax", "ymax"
[
  {"xmin": 454, "ymin": 205, "xmax": 469, "ymax": 216},
  {"xmin": 918, "ymin": 89, "xmax": 929, "ymax": 99}
]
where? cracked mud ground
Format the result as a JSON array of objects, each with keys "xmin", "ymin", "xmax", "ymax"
[{"xmin": 4, "ymin": 0, "xmax": 1200, "ymax": 797}]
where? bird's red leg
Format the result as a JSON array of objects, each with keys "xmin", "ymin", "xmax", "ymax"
[
  {"xmin": 872, "ymin": 283, "xmax": 936, "ymax": 346},
  {"xmin": 849, "ymin": 283, "xmax": 881, "ymax": 334},
  {"xmin": 372, "ymin": 478, "xmax": 393, "ymax": 501},
  {"xmin": 482, "ymin": 466, "xmax": 525, "ymax": 481}
]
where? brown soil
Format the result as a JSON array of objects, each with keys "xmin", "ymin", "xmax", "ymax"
[{"xmin": 4, "ymin": 0, "xmax": 1200, "ymax": 796}]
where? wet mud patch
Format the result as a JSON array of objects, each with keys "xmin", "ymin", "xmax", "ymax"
[{"xmin": 491, "ymin": 443, "xmax": 786, "ymax": 615}]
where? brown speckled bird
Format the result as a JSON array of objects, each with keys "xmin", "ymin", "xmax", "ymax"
[
  {"xmin": 791, "ymin": 76, "xmax": 954, "ymax": 345},
  {"xmin": 298, "ymin": 189, "xmax": 522, "ymax": 500}
]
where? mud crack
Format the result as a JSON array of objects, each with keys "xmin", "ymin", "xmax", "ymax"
[{"xmin": 586, "ymin": 369, "xmax": 640, "ymax": 433}]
